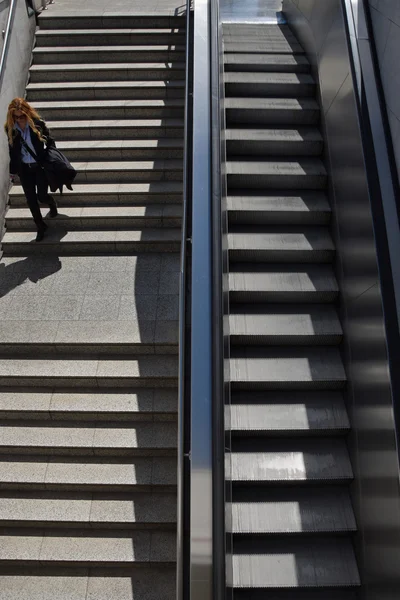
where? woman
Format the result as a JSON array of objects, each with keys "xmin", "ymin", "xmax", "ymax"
[{"xmin": 5, "ymin": 98, "xmax": 58, "ymax": 242}]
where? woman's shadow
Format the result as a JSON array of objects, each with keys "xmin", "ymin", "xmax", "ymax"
[{"xmin": 0, "ymin": 253, "xmax": 62, "ymax": 298}]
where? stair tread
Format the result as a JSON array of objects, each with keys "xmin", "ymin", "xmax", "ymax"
[
  {"xmin": 2, "ymin": 229, "xmax": 181, "ymax": 246},
  {"xmin": 30, "ymin": 62, "xmax": 186, "ymax": 71},
  {"xmin": 232, "ymin": 538, "xmax": 359, "ymax": 587},
  {"xmin": 228, "ymin": 228, "xmax": 334, "ymax": 252},
  {"xmin": 229, "ymin": 265, "xmax": 338, "ymax": 297},
  {"xmin": 0, "ymin": 356, "xmax": 178, "ymax": 380},
  {"xmin": 0, "ymin": 456, "xmax": 176, "ymax": 488},
  {"xmin": 232, "ymin": 487, "xmax": 356, "ymax": 533},
  {"xmin": 0, "ymin": 423, "xmax": 177, "ymax": 453},
  {"xmin": 34, "ymin": 99, "xmax": 184, "ymax": 109},
  {"xmin": 0, "ymin": 389, "xmax": 177, "ymax": 419},
  {"xmin": 227, "ymin": 158, "xmax": 326, "ymax": 175},
  {"xmin": 229, "ymin": 305, "xmax": 342, "ymax": 340},
  {"xmin": 230, "ymin": 390, "xmax": 349, "ymax": 432},
  {"xmin": 35, "ymin": 28, "xmax": 185, "ymax": 35},
  {"xmin": 230, "ymin": 346, "xmax": 346, "ymax": 387},
  {"xmin": 224, "ymin": 53, "xmax": 309, "ymax": 65},
  {"xmin": 9, "ymin": 181, "xmax": 182, "ymax": 197},
  {"xmin": 33, "ymin": 45, "xmax": 185, "ymax": 53},
  {"xmin": 47, "ymin": 118, "xmax": 184, "ymax": 129},
  {"xmin": 0, "ymin": 570, "xmax": 175, "ymax": 600},
  {"xmin": 6, "ymin": 205, "xmax": 182, "ymax": 219},
  {"xmin": 228, "ymin": 191, "xmax": 329, "ymax": 211},
  {"xmin": 225, "ymin": 72, "xmax": 314, "ymax": 84},
  {"xmin": 231, "ymin": 438, "xmax": 353, "ymax": 482},
  {"xmin": 226, "ymin": 127, "xmax": 322, "ymax": 143},
  {"xmin": 0, "ymin": 492, "xmax": 176, "ymax": 525},
  {"xmin": 226, "ymin": 97, "xmax": 319, "ymax": 109},
  {"xmin": 0, "ymin": 531, "xmax": 175, "ymax": 564},
  {"xmin": 27, "ymin": 80, "xmax": 185, "ymax": 90}
]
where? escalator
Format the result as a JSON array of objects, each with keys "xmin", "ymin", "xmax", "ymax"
[{"xmin": 224, "ymin": 22, "xmax": 360, "ymax": 596}]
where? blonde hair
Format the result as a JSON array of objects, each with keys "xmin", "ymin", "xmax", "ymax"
[{"xmin": 4, "ymin": 98, "xmax": 45, "ymax": 145}]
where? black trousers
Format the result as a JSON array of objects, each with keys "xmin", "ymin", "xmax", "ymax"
[{"xmin": 19, "ymin": 163, "xmax": 55, "ymax": 231}]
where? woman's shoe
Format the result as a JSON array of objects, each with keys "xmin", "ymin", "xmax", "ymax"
[{"xmin": 35, "ymin": 223, "xmax": 48, "ymax": 242}]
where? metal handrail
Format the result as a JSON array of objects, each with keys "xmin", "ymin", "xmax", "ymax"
[
  {"xmin": 176, "ymin": 0, "xmax": 193, "ymax": 598},
  {"xmin": 0, "ymin": 0, "xmax": 18, "ymax": 88}
]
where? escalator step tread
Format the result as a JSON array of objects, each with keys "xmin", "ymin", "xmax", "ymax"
[
  {"xmin": 232, "ymin": 537, "xmax": 360, "ymax": 588},
  {"xmin": 230, "ymin": 390, "xmax": 349, "ymax": 432},
  {"xmin": 230, "ymin": 346, "xmax": 346, "ymax": 388},
  {"xmin": 232, "ymin": 487, "xmax": 356, "ymax": 533},
  {"xmin": 229, "ymin": 304, "xmax": 342, "ymax": 345},
  {"xmin": 231, "ymin": 438, "xmax": 353, "ymax": 483}
]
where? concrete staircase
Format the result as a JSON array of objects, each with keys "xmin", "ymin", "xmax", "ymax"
[
  {"xmin": 0, "ymin": 12, "xmax": 184, "ymax": 599},
  {"xmin": 223, "ymin": 23, "xmax": 361, "ymax": 597}
]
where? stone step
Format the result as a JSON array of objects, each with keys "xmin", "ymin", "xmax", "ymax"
[
  {"xmin": 1, "ymin": 228, "xmax": 181, "ymax": 255},
  {"xmin": 230, "ymin": 347, "xmax": 346, "ymax": 390},
  {"xmin": 0, "ymin": 423, "xmax": 177, "ymax": 456},
  {"xmin": 230, "ymin": 390, "xmax": 349, "ymax": 434},
  {"xmin": 29, "ymin": 62, "xmax": 186, "ymax": 83},
  {"xmin": 5, "ymin": 205, "xmax": 182, "ymax": 230},
  {"xmin": 228, "ymin": 227, "xmax": 334, "ymax": 263},
  {"xmin": 0, "ymin": 356, "xmax": 178, "ymax": 387},
  {"xmin": 227, "ymin": 191, "xmax": 331, "ymax": 225},
  {"xmin": 226, "ymin": 127, "xmax": 323, "ymax": 156},
  {"xmin": 0, "ymin": 389, "xmax": 176, "ymax": 421},
  {"xmin": 224, "ymin": 53, "xmax": 310, "ymax": 73},
  {"xmin": 227, "ymin": 158, "xmax": 327, "ymax": 189},
  {"xmin": 9, "ymin": 182, "xmax": 182, "ymax": 206},
  {"xmin": 32, "ymin": 45, "xmax": 186, "ymax": 65},
  {"xmin": 26, "ymin": 80, "xmax": 185, "ymax": 101},
  {"xmin": 0, "ymin": 456, "xmax": 176, "ymax": 491},
  {"xmin": 36, "ymin": 139, "xmax": 184, "ymax": 162},
  {"xmin": 15, "ymin": 160, "xmax": 182, "ymax": 184},
  {"xmin": 225, "ymin": 72, "xmax": 315, "ymax": 98},
  {"xmin": 37, "ymin": 14, "xmax": 185, "ymax": 30},
  {"xmin": 0, "ymin": 530, "xmax": 175, "ymax": 566},
  {"xmin": 0, "ymin": 569, "xmax": 176, "ymax": 600},
  {"xmin": 232, "ymin": 487, "xmax": 356, "ymax": 532},
  {"xmin": 0, "ymin": 492, "xmax": 176, "ymax": 528},
  {"xmin": 46, "ymin": 118, "xmax": 184, "ymax": 140},
  {"xmin": 229, "ymin": 305, "xmax": 342, "ymax": 345},
  {"xmin": 232, "ymin": 538, "xmax": 359, "ymax": 588},
  {"xmin": 230, "ymin": 264, "xmax": 339, "ymax": 303},
  {"xmin": 0, "ymin": 320, "xmax": 178, "ymax": 357},
  {"xmin": 35, "ymin": 28, "xmax": 186, "ymax": 47},
  {"xmin": 35, "ymin": 99, "xmax": 184, "ymax": 121},
  {"xmin": 225, "ymin": 97, "xmax": 320, "ymax": 126}
]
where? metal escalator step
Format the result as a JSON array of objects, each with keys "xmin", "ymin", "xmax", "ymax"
[
  {"xmin": 229, "ymin": 305, "xmax": 342, "ymax": 345},
  {"xmin": 225, "ymin": 98, "xmax": 320, "ymax": 125},
  {"xmin": 229, "ymin": 264, "xmax": 339, "ymax": 303},
  {"xmin": 232, "ymin": 591, "xmax": 359, "ymax": 600},
  {"xmin": 225, "ymin": 72, "xmax": 315, "ymax": 98},
  {"xmin": 232, "ymin": 487, "xmax": 356, "ymax": 533},
  {"xmin": 230, "ymin": 390, "xmax": 349, "ymax": 434},
  {"xmin": 226, "ymin": 127, "xmax": 323, "ymax": 157},
  {"xmin": 224, "ymin": 53, "xmax": 310, "ymax": 73},
  {"xmin": 227, "ymin": 159, "xmax": 327, "ymax": 190},
  {"xmin": 230, "ymin": 346, "xmax": 346, "ymax": 389},
  {"xmin": 228, "ymin": 227, "xmax": 334, "ymax": 263},
  {"xmin": 223, "ymin": 41, "xmax": 305, "ymax": 54},
  {"xmin": 232, "ymin": 537, "xmax": 360, "ymax": 588},
  {"xmin": 228, "ymin": 192, "xmax": 331, "ymax": 225},
  {"xmin": 231, "ymin": 438, "xmax": 353, "ymax": 483}
]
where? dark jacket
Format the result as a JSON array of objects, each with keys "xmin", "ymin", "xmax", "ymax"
[{"xmin": 7, "ymin": 118, "xmax": 55, "ymax": 176}]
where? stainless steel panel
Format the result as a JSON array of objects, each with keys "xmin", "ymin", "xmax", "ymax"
[{"xmin": 190, "ymin": 0, "xmax": 213, "ymax": 598}]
